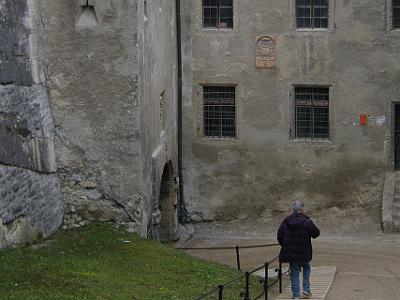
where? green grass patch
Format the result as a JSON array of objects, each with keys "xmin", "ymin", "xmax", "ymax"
[{"xmin": 0, "ymin": 223, "xmax": 264, "ymax": 299}]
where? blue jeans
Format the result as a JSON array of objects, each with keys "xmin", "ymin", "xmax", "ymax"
[{"xmin": 289, "ymin": 262, "xmax": 311, "ymax": 299}]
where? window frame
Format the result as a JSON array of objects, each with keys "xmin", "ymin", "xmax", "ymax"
[
  {"xmin": 202, "ymin": 0, "xmax": 234, "ymax": 29},
  {"xmin": 295, "ymin": 0, "xmax": 329, "ymax": 30},
  {"xmin": 200, "ymin": 84, "xmax": 238, "ymax": 140},
  {"xmin": 393, "ymin": 0, "xmax": 400, "ymax": 29},
  {"xmin": 292, "ymin": 86, "xmax": 330, "ymax": 141}
]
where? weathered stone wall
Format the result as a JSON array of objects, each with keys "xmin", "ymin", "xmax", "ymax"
[
  {"xmin": 1, "ymin": 0, "xmax": 178, "ymax": 244},
  {"xmin": 29, "ymin": 0, "xmax": 179, "ymax": 237},
  {"xmin": 0, "ymin": 0, "xmax": 63, "ymax": 248},
  {"xmin": 33, "ymin": 0, "xmax": 141, "ymax": 229},
  {"xmin": 138, "ymin": 0, "xmax": 179, "ymax": 237},
  {"xmin": 181, "ymin": 1, "xmax": 396, "ymax": 229}
]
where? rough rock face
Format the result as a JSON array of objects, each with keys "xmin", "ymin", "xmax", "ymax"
[
  {"xmin": 0, "ymin": 0, "xmax": 63, "ymax": 248},
  {"xmin": 0, "ymin": 85, "xmax": 57, "ymax": 173}
]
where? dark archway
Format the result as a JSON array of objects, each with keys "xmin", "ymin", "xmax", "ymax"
[{"xmin": 158, "ymin": 162, "xmax": 179, "ymax": 242}]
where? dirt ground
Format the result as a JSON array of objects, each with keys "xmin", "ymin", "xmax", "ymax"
[{"xmin": 179, "ymin": 221, "xmax": 400, "ymax": 300}]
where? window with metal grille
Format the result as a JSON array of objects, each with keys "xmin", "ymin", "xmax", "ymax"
[
  {"xmin": 296, "ymin": 0, "xmax": 328, "ymax": 29},
  {"xmin": 295, "ymin": 87, "xmax": 329, "ymax": 139},
  {"xmin": 203, "ymin": 86, "xmax": 236, "ymax": 138},
  {"xmin": 394, "ymin": 0, "xmax": 400, "ymax": 28},
  {"xmin": 203, "ymin": 0, "xmax": 233, "ymax": 29}
]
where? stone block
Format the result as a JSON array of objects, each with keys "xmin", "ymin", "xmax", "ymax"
[
  {"xmin": 0, "ymin": 85, "xmax": 57, "ymax": 174},
  {"xmin": 85, "ymin": 189, "xmax": 103, "ymax": 200},
  {"xmin": 0, "ymin": 0, "xmax": 33, "ymax": 85},
  {"xmin": 0, "ymin": 165, "xmax": 63, "ymax": 248}
]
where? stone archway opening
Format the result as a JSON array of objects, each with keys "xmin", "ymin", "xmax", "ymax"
[{"xmin": 158, "ymin": 162, "xmax": 179, "ymax": 242}]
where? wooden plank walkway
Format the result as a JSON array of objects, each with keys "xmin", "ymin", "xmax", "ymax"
[{"xmin": 254, "ymin": 265, "xmax": 336, "ymax": 300}]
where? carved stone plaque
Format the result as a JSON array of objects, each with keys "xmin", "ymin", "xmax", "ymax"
[{"xmin": 256, "ymin": 36, "xmax": 276, "ymax": 69}]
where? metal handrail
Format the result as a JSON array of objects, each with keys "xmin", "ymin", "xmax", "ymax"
[
  {"xmin": 178, "ymin": 243, "xmax": 279, "ymax": 251},
  {"xmin": 193, "ymin": 244, "xmax": 288, "ymax": 300},
  {"xmin": 179, "ymin": 243, "xmax": 280, "ymax": 271}
]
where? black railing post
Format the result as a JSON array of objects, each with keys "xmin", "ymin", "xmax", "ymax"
[
  {"xmin": 244, "ymin": 272, "xmax": 250, "ymax": 300},
  {"xmin": 278, "ymin": 260, "xmax": 283, "ymax": 294},
  {"xmin": 218, "ymin": 284, "xmax": 224, "ymax": 300},
  {"xmin": 264, "ymin": 262, "xmax": 269, "ymax": 300},
  {"xmin": 236, "ymin": 245, "xmax": 241, "ymax": 271}
]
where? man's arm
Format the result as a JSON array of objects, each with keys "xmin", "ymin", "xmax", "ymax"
[
  {"xmin": 277, "ymin": 223, "xmax": 284, "ymax": 245},
  {"xmin": 306, "ymin": 219, "xmax": 320, "ymax": 239}
]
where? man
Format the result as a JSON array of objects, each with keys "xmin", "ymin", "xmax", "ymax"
[{"xmin": 277, "ymin": 200, "xmax": 320, "ymax": 299}]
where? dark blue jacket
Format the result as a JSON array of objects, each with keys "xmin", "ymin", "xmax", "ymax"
[{"xmin": 277, "ymin": 213, "xmax": 320, "ymax": 263}]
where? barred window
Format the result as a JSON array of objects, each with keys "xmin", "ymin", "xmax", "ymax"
[
  {"xmin": 295, "ymin": 87, "xmax": 329, "ymax": 139},
  {"xmin": 203, "ymin": 0, "xmax": 233, "ymax": 29},
  {"xmin": 394, "ymin": 0, "xmax": 400, "ymax": 28},
  {"xmin": 296, "ymin": 0, "xmax": 328, "ymax": 29},
  {"xmin": 203, "ymin": 86, "xmax": 236, "ymax": 138}
]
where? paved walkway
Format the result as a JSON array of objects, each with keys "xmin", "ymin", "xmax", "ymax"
[
  {"xmin": 273, "ymin": 266, "xmax": 336, "ymax": 300},
  {"xmin": 182, "ymin": 233, "xmax": 400, "ymax": 299}
]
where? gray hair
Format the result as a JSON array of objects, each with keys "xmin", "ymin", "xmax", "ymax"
[{"xmin": 292, "ymin": 200, "xmax": 304, "ymax": 212}]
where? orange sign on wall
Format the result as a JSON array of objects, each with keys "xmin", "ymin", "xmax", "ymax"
[{"xmin": 359, "ymin": 114, "xmax": 368, "ymax": 126}]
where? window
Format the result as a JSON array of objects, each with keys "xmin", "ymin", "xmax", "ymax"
[
  {"xmin": 203, "ymin": 0, "xmax": 233, "ymax": 29},
  {"xmin": 203, "ymin": 86, "xmax": 236, "ymax": 138},
  {"xmin": 294, "ymin": 87, "xmax": 329, "ymax": 139},
  {"xmin": 296, "ymin": 0, "xmax": 328, "ymax": 29},
  {"xmin": 394, "ymin": 0, "xmax": 400, "ymax": 28}
]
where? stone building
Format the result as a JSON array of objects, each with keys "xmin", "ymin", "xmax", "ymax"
[
  {"xmin": 181, "ymin": 0, "xmax": 400, "ymax": 231},
  {"xmin": 0, "ymin": 0, "xmax": 180, "ymax": 247},
  {"xmin": 3, "ymin": 0, "xmax": 400, "ymax": 248}
]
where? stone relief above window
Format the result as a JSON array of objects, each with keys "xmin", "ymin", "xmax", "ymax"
[{"xmin": 255, "ymin": 36, "xmax": 276, "ymax": 69}]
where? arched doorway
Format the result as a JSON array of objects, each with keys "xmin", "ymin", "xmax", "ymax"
[{"xmin": 158, "ymin": 162, "xmax": 179, "ymax": 242}]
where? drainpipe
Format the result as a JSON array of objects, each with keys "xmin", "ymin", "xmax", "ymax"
[{"xmin": 175, "ymin": 0, "xmax": 187, "ymax": 223}]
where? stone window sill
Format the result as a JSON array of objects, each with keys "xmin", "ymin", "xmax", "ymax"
[
  {"xmin": 199, "ymin": 137, "xmax": 240, "ymax": 145},
  {"xmin": 295, "ymin": 28, "xmax": 330, "ymax": 32},
  {"xmin": 201, "ymin": 28, "xmax": 234, "ymax": 32},
  {"xmin": 290, "ymin": 138, "xmax": 334, "ymax": 145}
]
